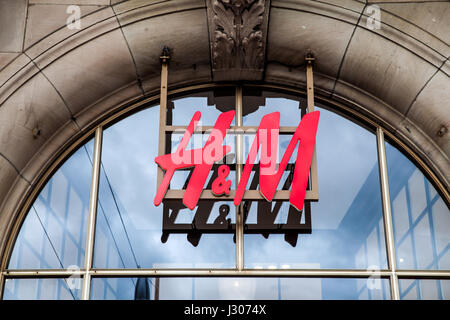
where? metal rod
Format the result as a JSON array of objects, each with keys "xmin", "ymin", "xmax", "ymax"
[
  {"xmin": 306, "ymin": 57, "xmax": 315, "ymax": 113},
  {"xmin": 81, "ymin": 127, "xmax": 103, "ymax": 300},
  {"xmin": 390, "ymin": 273, "xmax": 399, "ymax": 300},
  {"xmin": 305, "ymin": 56, "xmax": 319, "ymax": 196},
  {"xmin": 4, "ymin": 268, "xmax": 450, "ymax": 279},
  {"xmin": 4, "ymin": 269, "xmax": 85, "ymax": 278},
  {"xmin": 80, "ymin": 269, "xmax": 394, "ymax": 278},
  {"xmin": 235, "ymin": 86, "xmax": 244, "ymax": 271},
  {"xmin": 157, "ymin": 50, "xmax": 170, "ymax": 189},
  {"xmin": 376, "ymin": 127, "xmax": 399, "ymax": 300},
  {"xmin": 396, "ymin": 270, "xmax": 450, "ymax": 278},
  {"xmin": 166, "ymin": 125, "xmax": 299, "ymax": 133},
  {"xmin": 0, "ymin": 268, "xmax": 4, "ymax": 299}
]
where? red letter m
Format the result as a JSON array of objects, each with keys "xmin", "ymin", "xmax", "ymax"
[{"xmin": 234, "ymin": 111, "xmax": 320, "ymax": 211}]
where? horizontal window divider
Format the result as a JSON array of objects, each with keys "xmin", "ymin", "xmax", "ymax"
[
  {"xmin": 396, "ymin": 270, "xmax": 450, "ymax": 279},
  {"xmin": 5, "ymin": 269, "xmax": 450, "ymax": 279},
  {"xmin": 3, "ymin": 269, "xmax": 86, "ymax": 278},
  {"xmin": 164, "ymin": 190, "xmax": 319, "ymax": 201},
  {"xmin": 3, "ymin": 269, "xmax": 393, "ymax": 278},
  {"xmin": 165, "ymin": 126, "xmax": 298, "ymax": 134},
  {"xmin": 89, "ymin": 269, "xmax": 393, "ymax": 278}
]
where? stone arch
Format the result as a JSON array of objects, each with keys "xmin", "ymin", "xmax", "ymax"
[{"xmin": 0, "ymin": 0, "xmax": 448, "ymax": 257}]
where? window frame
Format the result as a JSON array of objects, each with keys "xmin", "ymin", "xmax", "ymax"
[{"xmin": 1, "ymin": 83, "xmax": 449, "ymax": 301}]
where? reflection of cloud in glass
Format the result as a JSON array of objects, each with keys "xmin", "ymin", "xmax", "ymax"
[
  {"xmin": 100, "ymin": 106, "xmax": 159, "ymax": 231},
  {"xmin": 171, "ymin": 95, "xmax": 235, "ymax": 126},
  {"xmin": 245, "ymin": 105, "xmax": 386, "ymax": 269},
  {"xmin": 94, "ymin": 105, "xmax": 235, "ymax": 269},
  {"xmin": 243, "ymin": 97, "xmax": 301, "ymax": 126},
  {"xmin": 313, "ymin": 106, "xmax": 379, "ymax": 229},
  {"xmin": 93, "ymin": 98, "xmax": 388, "ymax": 270}
]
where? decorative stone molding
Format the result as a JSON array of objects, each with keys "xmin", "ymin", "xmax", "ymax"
[{"xmin": 206, "ymin": 0, "xmax": 270, "ymax": 81}]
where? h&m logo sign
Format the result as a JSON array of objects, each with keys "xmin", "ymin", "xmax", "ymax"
[{"xmin": 154, "ymin": 110, "xmax": 320, "ymax": 211}]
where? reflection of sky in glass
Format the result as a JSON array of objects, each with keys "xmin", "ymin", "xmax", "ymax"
[
  {"xmin": 3, "ymin": 278, "xmax": 80, "ymax": 300},
  {"xmin": 91, "ymin": 277, "xmax": 390, "ymax": 300},
  {"xmin": 169, "ymin": 89, "xmax": 235, "ymax": 126},
  {"xmin": 93, "ymin": 105, "xmax": 235, "ymax": 269},
  {"xmin": 243, "ymin": 96, "xmax": 302, "ymax": 126},
  {"xmin": 8, "ymin": 140, "xmax": 94, "ymax": 270},
  {"xmin": 399, "ymin": 279, "xmax": 450, "ymax": 300},
  {"xmin": 386, "ymin": 141, "xmax": 450, "ymax": 270},
  {"xmin": 171, "ymin": 97, "xmax": 229, "ymax": 126},
  {"xmin": 245, "ymin": 106, "xmax": 387, "ymax": 269}
]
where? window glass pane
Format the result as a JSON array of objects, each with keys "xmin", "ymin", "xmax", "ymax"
[
  {"xmin": 93, "ymin": 105, "xmax": 236, "ymax": 269},
  {"xmin": 244, "ymin": 106, "xmax": 387, "ymax": 269},
  {"xmin": 3, "ymin": 278, "xmax": 80, "ymax": 300},
  {"xmin": 243, "ymin": 88, "xmax": 303, "ymax": 126},
  {"xmin": 399, "ymin": 279, "xmax": 450, "ymax": 300},
  {"xmin": 385, "ymin": 141, "xmax": 450, "ymax": 270},
  {"xmin": 8, "ymin": 141, "xmax": 94, "ymax": 269},
  {"xmin": 168, "ymin": 88, "xmax": 235, "ymax": 126},
  {"xmin": 91, "ymin": 277, "xmax": 390, "ymax": 300}
]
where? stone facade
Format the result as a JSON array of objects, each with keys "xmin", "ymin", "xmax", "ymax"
[{"xmin": 0, "ymin": 0, "xmax": 449, "ymax": 258}]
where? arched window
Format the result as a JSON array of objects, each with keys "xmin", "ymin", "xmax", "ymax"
[{"xmin": 2, "ymin": 86, "xmax": 449, "ymax": 300}]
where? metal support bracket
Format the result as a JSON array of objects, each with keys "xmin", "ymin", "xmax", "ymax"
[{"xmin": 306, "ymin": 54, "xmax": 319, "ymax": 200}]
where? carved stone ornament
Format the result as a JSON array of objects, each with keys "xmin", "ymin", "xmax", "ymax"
[{"xmin": 206, "ymin": 0, "xmax": 270, "ymax": 81}]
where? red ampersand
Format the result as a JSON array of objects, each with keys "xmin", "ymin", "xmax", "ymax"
[{"xmin": 212, "ymin": 165, "xmax": 231, "ymax": 196}]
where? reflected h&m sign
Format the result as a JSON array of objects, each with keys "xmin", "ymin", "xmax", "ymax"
[{"xmin": 153, "ymin": 110, "xmax": 320, "ymax": 212}]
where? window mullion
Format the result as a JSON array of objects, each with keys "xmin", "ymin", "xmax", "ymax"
[
  {"xmin": 81, "ymin": 127, "xmax": 103, "ymax": 300},
  {"xmin": 0, "ymin": 266, "xmax": 4, "ymax": 300},
  {"xmin": 235, "ymin": 86, "xmax": 244, "ymax": 271},
  {"xmin": 376, "ymin": 127, "xmax": 400, "ymax": 300}
]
